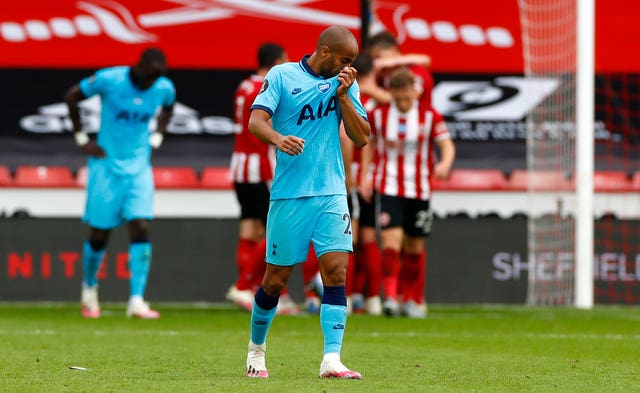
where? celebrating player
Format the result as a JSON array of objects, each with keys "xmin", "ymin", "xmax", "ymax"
[
  {"xmin": 244, "ymin": 26, "xmax": 370, "ymax": 379},
  {"xmin": 362, "ymin": 68, "xmax": 455, "ymax": 318},
  {"xmin": 65, "ymin": 48, "xmax": 175, "ymax": 319},
  {"xmin": 366, "ymin": 31, "xmax": 434, "ymax": 107}
]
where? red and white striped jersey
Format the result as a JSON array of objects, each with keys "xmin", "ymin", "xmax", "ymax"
[
  {"xmin": 230, "ymin": 74, "xmax": 275, "ymax": 183},
  {"xmin": 369, "ymin": 101, "xmax": 450, "ymax": 200}
]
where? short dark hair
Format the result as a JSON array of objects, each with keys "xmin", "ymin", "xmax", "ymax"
[
  {"xmin": 352, "ymin": 53, "xmax": 374, "ymax": 76},
  {"xmin": 139, "ymin": 48, "xmax": 167, "ymax": 66},
  {"xmin": 258, "ymin": 43, "xmax": 285, "ymax": 69},
  {"xmin": 389, "ymin": 68, "xmax": 415, "ymax": 90},
  {"xmin": 366, "ymin": 31, "xmax": 398, "ymax": 51}
]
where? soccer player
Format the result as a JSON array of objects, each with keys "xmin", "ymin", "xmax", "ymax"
[
  {"xmin": 226, "ymin": 42, "xmax": 291, "ymax": 312},
  {"xmin": 366, "ymin": 31, "xmax": 434, "ymax": 107},
  {"xmin": 244, "ymin": 25, "xmax": 370, "ymax": 379},
  {"xmin": 362, "ymin": 68, "xmax": 455, "ymax": 318},
  {"xmin": 65, "ymin": 48, "xmax": 176, "ymax": 319}
]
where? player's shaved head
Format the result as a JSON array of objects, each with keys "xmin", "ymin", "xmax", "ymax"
[
  {"xmin": 132, "ymin": 47, "xmax": 168, "ymax": 90},
  {"xmin": 307, "ymin": 25, "xmax": 359, "ymax": 79},
  {"xmin": 139, "ymin": 48, "xmax": 167, "ymax": 67},
  {"xmin": 316, "ymin": 25, "xmax": 358, "ymax": 54}
]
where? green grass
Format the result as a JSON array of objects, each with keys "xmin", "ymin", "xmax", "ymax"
[{"xmin": 1, "ymin": 304, "xmax": 639, "ymax": 393}]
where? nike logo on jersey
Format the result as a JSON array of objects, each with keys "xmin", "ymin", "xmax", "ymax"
[{"xmin": 291, "ymin": 88, "xmax": 302, "ymax": 95}]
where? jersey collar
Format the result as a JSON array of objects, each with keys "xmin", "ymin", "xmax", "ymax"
[{"xmin": 299, "ymin": 55, "xmax": 322, "ymax": 79}]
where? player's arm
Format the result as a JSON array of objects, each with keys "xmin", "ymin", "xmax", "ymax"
[
  {"xmin": 358, "ymin": 133, "xmax": 375, "ymax": 203},
  {"xmin": 374, "ymin": 54, "xmax": 431, "ymax": 71},
  {"xmin": 248, "ymin": 109, "xmax": 305, "ymax": 156},
  {"xmin": 359, "ymin": 75, "xmax": 392, "ymax": 104},
  {"xmin": 149, "ymin": 104, "xmax": 174, "ymax": 149},
  {"xmin": 339, "ymin": 122, "xmax": 354, "ymax": 190},
  {"xmin": 336, "ymin": 67, "xmax": 370, "ymax": 148},
  {"xmin": 64, "ymin": 84, "xmax": 105, "ymax": 158},
  {"xmin": 433, "ymin": 137, "xmax": 455, "ymax": 180}
]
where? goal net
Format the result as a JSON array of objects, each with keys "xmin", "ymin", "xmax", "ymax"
[
  {"xmin": 520, "ymin": 0, "xmax": 640, "ymax": 305},
  {"xmin": 519, "ymin": 0, "xmax": 578, "ymax": 305},
  {"xmin": 594, "ymin": 74, "xmax": 640, "ymax": 304}
]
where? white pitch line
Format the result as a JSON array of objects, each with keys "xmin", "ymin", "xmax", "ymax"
[{"xmin": 1, "ymin": 329, "xmax": 639, "ymax": 341}]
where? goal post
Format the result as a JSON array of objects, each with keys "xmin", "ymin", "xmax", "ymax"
[
  {"xmin": 519, "ymin": 0, "xmax": 594, "ymax": 307},
  {"xmin": 574, "ymin": 0, "xmax": 595, "ymax": 309}
]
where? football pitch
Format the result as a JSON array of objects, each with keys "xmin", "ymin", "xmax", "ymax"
[{"xmin": 1, "ymin": 304, "xmax": 638, "ymax": 393}]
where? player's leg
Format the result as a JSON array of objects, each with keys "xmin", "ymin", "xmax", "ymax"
[
  {"xmin": 345, "ymin": 188, "xmax": 360, "ymax": 314},
  {"xmin": 378, "ymin": 195, "xmax": 404, "ymax": 317},
  {"xmin": 227, "ymin": 218, "xmax": 262, "ymax": 311},
  {"xmin": 313, "ymin": 195, "xmax": 361, "ymax": 379},
  {"xmin": 124, "ymin": 219, "xmax": 159, "ymax": 318},
  {"xmin": 247, "ymin": 198, "xmax": 311, "ymax": 378},
  {"xmin": 80, "ymin": 227, "xmax": 111, "ymax": 318},
  {"xmin": 123, "ymin": 167, "xmax": 158, "ymax": 319},
  {"xmin": 247, "ymin": 263, "xmax": 294, "ymax": 378},
  {"xmin": 302, "ymin": 245, "xmax": 322, "ymax": 313},
  {"xmin": 80, "ymin": 160, "xmax": 121, "ymax": 318},
  {"xmin": 358, "ymin": 191, "xmax": 382, "ymax": 315},
  {"xmin": 359, "ymin": 225, "xmax": 382, "ymax": 315},
  {"xmin": 228, "ymin": 183, "xmax": 269, "ymax": 311},
  {"xmin": 400, "ymin": 236, "xmax": 427, "ymax": 318},
  {"xmin": 399, "ymin": 199, "xmax": 432, "ymax": 318}
]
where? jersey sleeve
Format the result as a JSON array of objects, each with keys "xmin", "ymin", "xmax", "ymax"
[
  {"xmin": 348, "ymin": 80, "xmax": 368, "ymax": 120},
  {"xmin": 251, "ymin": 67, "xmax": 282, "ymax": 117},
  {"xmin": 161, "ymin": 78, "xmax": 176, "ymax": 108},
  {"xmin": 431, "ymin": 110, "xmax": 451, "ymax": 142},
  {"xmin": 79, "ymin": 68, "xmax": 111, "ymax": 98}
]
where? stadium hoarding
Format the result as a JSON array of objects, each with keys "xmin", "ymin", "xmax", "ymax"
[
  {"xmin": 1, "ymin": 217, "xmax": 638, "ymax": 304},
  {"xmin": 0, "ymin": 217, "xmax": 528, "ymax": 303},
  {"xmin": 0, "ymin": 0, "xmax": 636, "ymax": 171},
  {"xmin": 0, "ymin": 0, "xmax": 636, "ymax": 72}
]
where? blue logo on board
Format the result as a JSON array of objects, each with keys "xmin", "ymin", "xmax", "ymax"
[{"xmin": 316, "ymin": 81, "xmax": 331, "ymax": 94}]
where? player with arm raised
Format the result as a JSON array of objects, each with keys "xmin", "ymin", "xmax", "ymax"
[
  {"xmin": 366, "ymin": 31, "xmax": 434, "ymax": 107},
  {"xmin": 65, "ymin": 48, "xmax": 175, "ymax": 319},
  {"xmin": 363, "ymin": 68, "xmax": 454, "ymax": 318},
  {"xmin": 244, "ymin": 25, "xmax": 370, "ymax": 379}
]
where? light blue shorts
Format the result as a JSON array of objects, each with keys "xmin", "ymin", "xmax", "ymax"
[
  {"xmin": 265, "ymin": 195, "xmax": 353, "ymax": 266},
  {"xmin": 83, "ymin": 159, "xmax": 154, "ymax": 229}
]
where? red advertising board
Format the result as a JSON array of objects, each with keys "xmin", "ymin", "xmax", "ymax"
[{"xmin": 0, "ymin": 0, "xmax": 637, "ymax": 72}]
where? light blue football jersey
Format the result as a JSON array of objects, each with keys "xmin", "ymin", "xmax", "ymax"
[
  {"xmin": 79, "ymin": 66, "xmax": 175, "ymax": 175},
  {"xmin": 251, "ymin": 56, "xmax": 368, "ymax": 200}
]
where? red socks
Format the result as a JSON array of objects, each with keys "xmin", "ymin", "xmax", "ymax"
[
  {"xmin": 235, "ymin": 239, "xmax": 257, "ymax": 290},
  {"xmin": 381, "ymin": 249, "xmax": 400, "ymax": 300},
  {"xmin": 400, "ymin": 251, "xmax": 426, "ymax": 303}
]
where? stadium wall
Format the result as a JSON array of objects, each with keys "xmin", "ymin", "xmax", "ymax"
[
  {"xmin": 1, "ymin": 215, "xmax": 639, "ymax": 304},
  {"xmin": 0, "ymin": 217, "xmax": 528, "ymax": 304}
]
